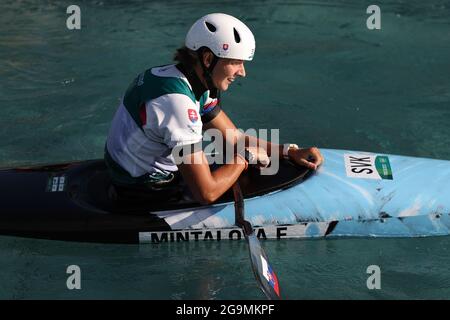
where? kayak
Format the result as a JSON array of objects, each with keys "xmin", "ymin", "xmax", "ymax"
[{"xmin": 1, "ymin": 149, "xmax": 450, "ymax": 243}]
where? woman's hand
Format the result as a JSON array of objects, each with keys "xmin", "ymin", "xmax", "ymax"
[
  {"xmin": 245, "ymin": 146, "xmax": 271, "ymax": 168},
  {"xmin": 288, "ymin": 147, "xmax": 324, "ymax": 170}
]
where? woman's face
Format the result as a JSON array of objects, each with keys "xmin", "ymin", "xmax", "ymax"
[{"xmin": 210, "ymin": 58, "xmax": 246, "ymax": 91}]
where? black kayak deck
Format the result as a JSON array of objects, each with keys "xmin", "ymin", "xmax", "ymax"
[{"xmin": 0, "ymin": 159, "xmax": 310, "ymax": 243}]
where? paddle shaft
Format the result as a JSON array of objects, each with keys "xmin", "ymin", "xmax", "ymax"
[
  {"xmin": 232, "ymin": 182, "xmax": 281, "ymax": 300},
  {"xmin": 232, "ymin": 182, "xmax": 253, "ymax": 236}
]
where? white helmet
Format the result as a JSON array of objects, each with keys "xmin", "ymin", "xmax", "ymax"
[{"xmin": 185, "ymin": 13, "xmax": 255, "ymax": 61}]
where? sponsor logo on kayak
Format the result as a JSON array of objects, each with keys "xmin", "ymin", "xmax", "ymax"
[
  {"xmin": 46, "ymin": 175, "xmax": 67, "ymax": 192},
  {"xmin": 344, "ymin": 154, "xmax": 393, "ymax": 180}
]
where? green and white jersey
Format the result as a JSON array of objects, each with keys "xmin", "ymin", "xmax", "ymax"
[{"xmin": 106, "ymin": 64, "xmax": 220, "ymax": 178}]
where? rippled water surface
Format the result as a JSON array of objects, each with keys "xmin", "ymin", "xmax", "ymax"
[{"xmin": 0, "ymin": 0, "xmax": 449, "ymax": 299}]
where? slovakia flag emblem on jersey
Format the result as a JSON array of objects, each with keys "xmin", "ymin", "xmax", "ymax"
[
  {"xmin": 261, "ymin": 255, "xmax": 280, "ymax": 296},
  {"xmin": 188, "ymin": 109, "xmax": 198, "ymax": 123}
]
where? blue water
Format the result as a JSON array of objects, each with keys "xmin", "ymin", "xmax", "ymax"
[{"xmin": 1, "ymin": 0, "xmax": 450, "ymax": 299}]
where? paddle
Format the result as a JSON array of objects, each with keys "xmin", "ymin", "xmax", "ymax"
[{"xmin": 232, "ymin": 182, "xmax": 281, "ymax": 300}]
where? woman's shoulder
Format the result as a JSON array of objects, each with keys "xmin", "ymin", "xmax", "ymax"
[{"xmin": 137, "ymin": 64, "xmax": 195, "ymax": 102}]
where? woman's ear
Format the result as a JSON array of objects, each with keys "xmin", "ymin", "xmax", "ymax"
[{"xmin": 203, "ymin": 51, "xmax": 213, "ymax": 68}]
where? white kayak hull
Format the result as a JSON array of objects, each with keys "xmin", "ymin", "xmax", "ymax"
[{"xmin": 145, "ymin": 149, "xmax": 450, "ymax": 242}]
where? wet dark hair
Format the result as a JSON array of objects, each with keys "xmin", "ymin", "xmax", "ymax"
[
  {"xmin": 174, "ymin": 46, "xmax": 220, "ymax": 95},
  {"xmin": 173, "ymin": 46, "xmax": 199, "ymax": 71},
  {"xmin": 174, "ymin": 46, "xmax": 218, "ymax": 70}
]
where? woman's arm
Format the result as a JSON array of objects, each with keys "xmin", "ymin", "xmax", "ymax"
[
  {"xmin": 177, "ymin": 150, "xmax": 247, "ymax": 205},
  {"xmin": 204, "ymin": 109, "xmax": 324, "ymax": 169}
]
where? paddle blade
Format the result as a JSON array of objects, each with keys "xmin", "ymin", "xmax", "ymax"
[{"xmin": 246, "ymin": 232, "xmax": 281, "ymax": 300}]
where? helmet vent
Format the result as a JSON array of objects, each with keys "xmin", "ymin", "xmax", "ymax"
[
  {"xmin": 205, "ymin": 22, "xmax": 217, "ymax": 32},
  {"xmin": 233, "ymin": 28, "xmax": 241, "ymax": 43}
]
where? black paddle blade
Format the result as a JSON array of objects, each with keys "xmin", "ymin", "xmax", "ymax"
[{"xmin": 246, "ymin": 232, "xmax": 281, "ymax": 300}]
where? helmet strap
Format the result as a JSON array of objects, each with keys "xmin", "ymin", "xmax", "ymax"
[{"xmin": 197, "ymin": 48, "xmax": 219, "ymax": 93}]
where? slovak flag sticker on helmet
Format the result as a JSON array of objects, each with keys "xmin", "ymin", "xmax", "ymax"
[
  {"xmin": 261, "ymin": 255, "xmax": 280, "ymax": 297},
  {"xmin": 188, "ymin": 109, "xmax": 199, "ymax": 123},
  {"xmin": 223, "ymin": 43, "xmax": 229, "ymax": 51}
]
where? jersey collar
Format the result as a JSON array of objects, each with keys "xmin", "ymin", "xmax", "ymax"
[{"xmin": 176, "ymin": 64, "xmax": 218, "ymax": 100}]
